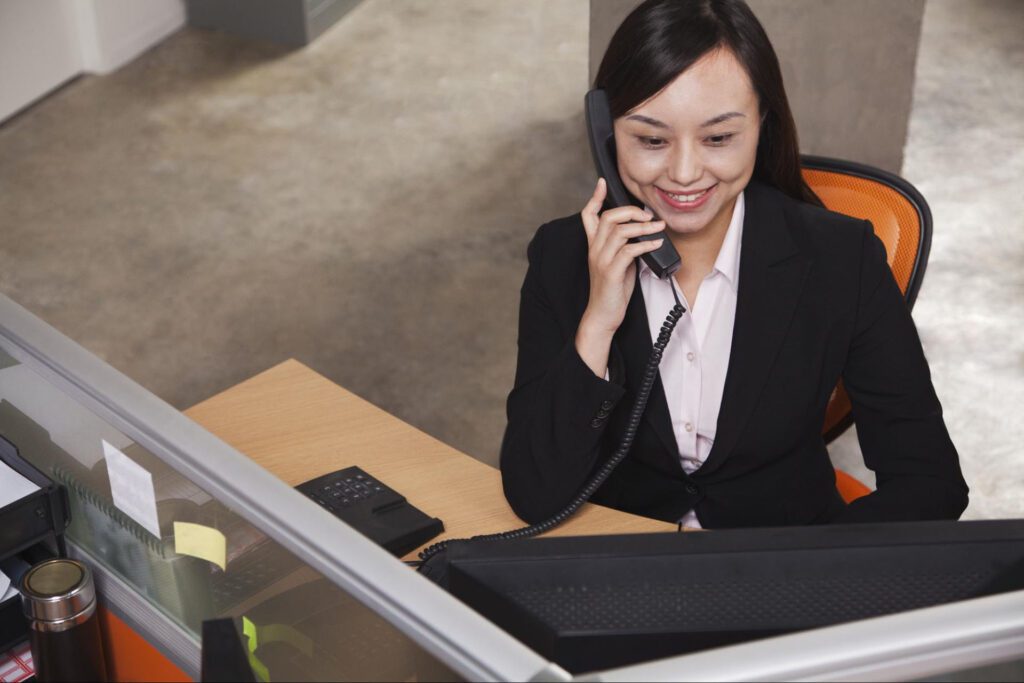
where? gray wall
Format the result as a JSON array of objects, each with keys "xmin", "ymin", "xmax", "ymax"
[{"xmin": 589, "ymin": 0, "xmax": 926, "ymax": 173}]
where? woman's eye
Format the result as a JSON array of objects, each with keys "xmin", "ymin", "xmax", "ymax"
[
  {"xmin": 638, "ymin": 136, "xmax": 667, "ymax": 148},
  {"xmin": 706, "ymin": 133, "xmax": 735, "ymax": 147}
]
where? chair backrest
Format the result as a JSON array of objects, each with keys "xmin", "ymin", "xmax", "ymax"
[{"xmin": 800, "ymin": 155, "xmax": 933, "ymax": 443}]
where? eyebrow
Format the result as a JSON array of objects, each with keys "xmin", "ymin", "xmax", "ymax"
[
  {"xmin": 624, "ymin": 114, "xmax": 671, "ymax": 129},
  {"xmin": 624, "ymin": 111, "xmax": 746, "ymax": 129},
  {"xmin": 700, "ymin": 111, "xmax": 746, "ymax": 127}
]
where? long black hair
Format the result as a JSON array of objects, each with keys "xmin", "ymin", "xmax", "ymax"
[{"xmin": 595, "ymin": 0, "xmax": 821, "ymax": 206}]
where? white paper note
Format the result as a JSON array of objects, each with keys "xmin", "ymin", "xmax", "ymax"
[
  {"xmin": 0, "ymin": 568, "xmax": 18, "ymax": 602},
  {"xmin": 0, "ymin": 568, "xmax": 13, "ymax": 602},
  {"xmin": 103, "ymin": 440, "xmax": 161, "ymax": 539},
  {"xmin": 0, "ymin": 459, "xmax": 40, "ymax": 510}
]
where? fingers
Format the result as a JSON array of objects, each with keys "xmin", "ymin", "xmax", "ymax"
[
  {"xmin": 594, "ymin": 219, "xmax": 663, "ymax": 264},
  {"xmin": 594, "ymin": 232, "xmax": 665, "ymax": 278},
  {"xmin": 612, "ymin": 220, "xmax": 665, "ymax": 242},
  {"xmin": 581, "ymin": 178, "xmax": 607, "ymax": 240},
  {"xmin": 611, "ymin": 238, "xmax": 665, "ymax": 274},
  {"xmin": 581, "ymin": 177, "xmax": 654, "ymax": 245},
  {"xmin": 593, "ymin": 206, "xmax": 656, "ymax": 252},
  {"xmin": 581, "ymin": 179, "xmax": 666, "ymax": 284},
  {"xmin": 579, "ymin": 186, "xmax": 667, "ymax": 335},
  {"xmin": 600, "ymin": 205, "xmax": 656, "ymax": 226}
]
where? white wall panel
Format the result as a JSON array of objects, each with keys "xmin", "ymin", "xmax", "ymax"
[
  {"xmin": 0, "ymin": 0, "xmax": 186, "ymax": 123},
  {"xmin": 0, "ymin": 0, "xmax": 82, "ymax": 123},
  {"xmin": 78, "ymin": 0, "xmax": 186, "ymax": 74}
]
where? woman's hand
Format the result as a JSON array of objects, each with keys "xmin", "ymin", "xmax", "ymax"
[{"xmin": 575, "ymin": 178, "xmax": 665, "ymax": 377}]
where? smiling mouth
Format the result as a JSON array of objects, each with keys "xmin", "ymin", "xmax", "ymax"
[
  {"xmin": 656, "ymin": 184, "xmax": 717, "ymax": 209},
  {"xmin": 663, "ymin": 188, "xmax": 712, "ymax": 202}
]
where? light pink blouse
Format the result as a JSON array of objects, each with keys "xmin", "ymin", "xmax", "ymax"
[{"xmin": 638, "ymin": 192, "xmax": 744, "ymax": 528}]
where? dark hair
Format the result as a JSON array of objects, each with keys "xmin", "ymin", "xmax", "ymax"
[{"xmin": 595, "ymin": 0, "xmax": 821, "ymax": 206}]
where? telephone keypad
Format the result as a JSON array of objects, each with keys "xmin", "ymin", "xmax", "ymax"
[{"xmin": 301, "ymin": 467, "xmax": 398, "ymax": 512}]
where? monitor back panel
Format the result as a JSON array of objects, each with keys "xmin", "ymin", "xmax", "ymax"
[{"xmin": 447, "ymin": 520, "xmax": 1024, "ymax": 673}]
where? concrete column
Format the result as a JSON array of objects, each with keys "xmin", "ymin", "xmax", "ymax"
[
  {"xmin": 589, "ymin": 0, "xmax": 926, "ymax": 173},
  {"xmin": 186, "ymin": 0, "xmax": 363, "ymax": 47}
]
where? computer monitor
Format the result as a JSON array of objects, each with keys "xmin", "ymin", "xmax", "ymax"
[{"xmin": 446, "ymin": 519, "xmax": 1024, "ymax": 673}]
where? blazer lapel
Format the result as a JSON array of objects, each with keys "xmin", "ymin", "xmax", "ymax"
[
  {"xmin": 697, "ymin": 182, "xmax": 811, "ymax": 477},
  {"xmin": 613, "ymin": 269, "xmax": 682, "ymax": 467}
]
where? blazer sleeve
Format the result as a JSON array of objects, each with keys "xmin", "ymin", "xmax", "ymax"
[
  {"xmin": 833, "ymin": 223, "xmax": 969, "ymax": 523},
  {"xmin": 499, "ymin": 223, "xmax": 627, "ymax": 523}
]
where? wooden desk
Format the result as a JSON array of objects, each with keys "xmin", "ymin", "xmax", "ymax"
[{"xmin": 184, "ymin": 359, "xmax": 674, "ymax": 558}]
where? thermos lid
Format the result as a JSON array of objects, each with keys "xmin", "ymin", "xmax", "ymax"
[{"xmin": 21, "ymin": 559, "xmax": 97, "ymax": 626}]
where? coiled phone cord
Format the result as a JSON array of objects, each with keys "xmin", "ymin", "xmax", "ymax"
[{"xmin": 417, "ymin": 283, "xmax": 686, "ymax": 565}]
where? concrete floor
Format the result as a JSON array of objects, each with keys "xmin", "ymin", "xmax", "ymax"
[
  {"xmin": 0, "ymin": 0, "xmax": 593, "ymax": 474},
  {"xmin": 1, "ymin": 0, "xmax": 1021, "ymax": 519}
]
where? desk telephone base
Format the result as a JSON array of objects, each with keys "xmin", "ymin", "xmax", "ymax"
[{"xmin": 296, "ymin": 466, "xmax": 444, "ymax": 557}]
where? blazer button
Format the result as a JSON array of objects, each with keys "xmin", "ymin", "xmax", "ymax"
[
  {"xmin": 685, "ymin": 484, "xmax": 699, "ymax": 495},
  {"xmin": 600, "ymin": 400, "xmax": 614, "ymax": 410},
  {"xmin": 590, "ymin": 418, "xmax": 603, "ymax": 428},
  {"xmin": 596, "ymin": 409, "xmax": 609, "ymax": 419}
]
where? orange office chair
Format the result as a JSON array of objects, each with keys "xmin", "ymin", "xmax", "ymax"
[{"xmin": 800, "ymin": 155, "xmax": 933, "ymax": 503}]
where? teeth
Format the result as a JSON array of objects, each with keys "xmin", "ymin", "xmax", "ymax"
[{"xmin": 666, "ymin": 189, "xmax": 707, "ymax": 202}]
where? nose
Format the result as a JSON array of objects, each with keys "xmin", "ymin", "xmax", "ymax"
[{"xmin": 666, "ymin": 142, "xmax": 704, "ymax": 188}]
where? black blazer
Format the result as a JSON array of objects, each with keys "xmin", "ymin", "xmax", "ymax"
[{"xmin": 500, "ymin": 180, "xmax": 968, "ymax": 528}]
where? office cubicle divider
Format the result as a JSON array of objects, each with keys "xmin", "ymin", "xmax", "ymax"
[
  {"xmin": 0, "ymin": 293, "xmax": 567, "ymax": 682},
  {"xmin": 3, "ymin": 290, "xmax": 1023, "ymax": 682}
]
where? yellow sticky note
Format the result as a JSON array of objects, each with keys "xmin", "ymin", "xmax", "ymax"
[
  {"xmin": 173, "ymin": 521, "xmax": 226, "ymax": 571},
  {"xmin": 242, "ymin": 616, "xmax": 258, "ymax": 652}
]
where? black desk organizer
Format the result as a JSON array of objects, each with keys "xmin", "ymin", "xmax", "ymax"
[{"xmin": 0, "ymin": 434, "xmax": 71, "ymax": 653}]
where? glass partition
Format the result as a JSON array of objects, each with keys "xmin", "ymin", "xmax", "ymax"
[
  {"xmin": 0, "ymin": 345, "xmax": 468, "ymax": 681},
  {"xmin": 0, "ymin": 294, "xmax": 558, "ymax": 682}
]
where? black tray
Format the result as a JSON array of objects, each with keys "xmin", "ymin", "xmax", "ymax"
[
  {"xmin": 0, "ymin": 434, "xmax": 69, "ymax": 560},
  {"xmin": 0, "ymin": 432, "xmax": 71, "ymax": 654}
]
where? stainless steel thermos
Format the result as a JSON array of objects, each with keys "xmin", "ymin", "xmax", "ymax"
[{"xmin": 20, "ymin": 558, "xmax": 108, "ymax": 682}]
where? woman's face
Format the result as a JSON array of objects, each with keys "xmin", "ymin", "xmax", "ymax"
[{"xmin": 613, "ymin": 47, "xmax": 761, "ymax": 238}]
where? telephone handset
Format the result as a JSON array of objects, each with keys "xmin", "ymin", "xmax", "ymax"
[
  {"xmin": 417, "ymin": 93, "xmax": 689, "ymax": 584},
  {"xmin": 584, "ymin": 89, "xmax": 681, "ymax": 280}
]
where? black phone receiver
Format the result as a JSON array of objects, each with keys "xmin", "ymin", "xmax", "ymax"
[{"xmin": 585, "ymin": 89, "xmax": 681, "ymax": 279}]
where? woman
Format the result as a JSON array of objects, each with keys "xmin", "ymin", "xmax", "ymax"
[{"xmin": 499, "ymin": 0, "xmax": 968, "ymax": 529}]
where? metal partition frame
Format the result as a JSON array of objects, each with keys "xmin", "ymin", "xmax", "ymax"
[
  {"xmin": 0, "ymin": 294, "xmax": 568, "ymax": 683},
  {"xmin": 589, "ymin": 588, "xmax": 1024, "ymax": 682}
]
